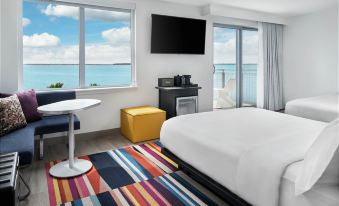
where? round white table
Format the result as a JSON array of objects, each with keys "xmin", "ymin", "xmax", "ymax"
[{"xmin": 38, "ymin": 99, "xmax": 101, "ymax": 178}]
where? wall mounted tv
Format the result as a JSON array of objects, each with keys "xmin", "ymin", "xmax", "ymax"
[{"xmin": 151, "ymin": 14, "xmax": 206, "ymax": 54}]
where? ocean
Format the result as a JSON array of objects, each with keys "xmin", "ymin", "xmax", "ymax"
[
  {"xmin": 23, "ymin": 64, "xmax": 132, "ymax": 89},
  {"xmin": 23, "ymin": 64, "xmax": 257, "ymax": 104}
]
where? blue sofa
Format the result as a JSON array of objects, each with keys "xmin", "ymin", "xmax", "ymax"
[{"xmin": 0, "ymin": 91, "xmax": 80, "ymax": 166}]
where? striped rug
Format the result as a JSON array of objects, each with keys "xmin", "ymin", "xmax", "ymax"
[
  {"xmin": 58, "ymin": 172, "xmax": 222, "ymax": 206},
  {"xmin": 46, "ymin": 142, "xmax": 179, "ymax": 206}
]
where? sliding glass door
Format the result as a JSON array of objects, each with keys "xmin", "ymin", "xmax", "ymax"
[{"xmin": 213, "ymin": 25, "xmax": 258, "ymax": 109}]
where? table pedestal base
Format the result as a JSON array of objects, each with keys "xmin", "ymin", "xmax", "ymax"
[{"xmin": 49, "ymin": 159, "xmax": 92, "ymax": 178}]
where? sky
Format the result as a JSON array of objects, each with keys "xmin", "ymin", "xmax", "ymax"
[
  {"xmin": 23, "ymin": 1, "xmax": 258, "ymax": 65},
  {"xmin": 23, "ymin": 1, "xmax": 131, "ymax": 64},
  {"xmin": 213, "ymin": 27, "xmax": 258, "ymax": 64}
]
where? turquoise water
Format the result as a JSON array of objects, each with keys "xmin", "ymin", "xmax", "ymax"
[
  {"xmin": 23, "ymin": 64, "xmax": 257, "ymax": 104},
  {"xmin": 23, "ymin": 64, "xmax": 132, "ymax": 89}
]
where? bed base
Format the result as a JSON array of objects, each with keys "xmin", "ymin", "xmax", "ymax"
[{"xmin": 162, "ymin": 147, "xmax": 251, "ymax": 206}]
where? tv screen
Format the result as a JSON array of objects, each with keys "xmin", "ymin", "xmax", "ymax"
[{"xmin": 151, "ymin": 14, "xmax": 206, "ymax": 54}]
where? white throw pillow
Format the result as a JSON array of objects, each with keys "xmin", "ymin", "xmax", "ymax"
[{"xmin": 295, "ymin": 118, "xmax": 339, "ymax": 195}]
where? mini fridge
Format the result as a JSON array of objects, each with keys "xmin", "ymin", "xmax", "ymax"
[{"xmin": 176, "ymin": 96, "xmax": 198, "ymax": 116}]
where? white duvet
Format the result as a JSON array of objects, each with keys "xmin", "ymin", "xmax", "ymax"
[
  {"xmin": 160, "ymin": 108, "xmax": 326, "ymax": 206},
  {"xmin": 285, "ymin": 94, "xmax": 339, "ymax": 122}
]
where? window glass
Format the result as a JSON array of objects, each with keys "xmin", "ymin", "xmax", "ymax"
[
  {"xmin": 242, "ymin": 30, "xmax": 258, "ymax": 107},
  {"xmin": 23, "ymin": 1, "xmax": 79, "ymax": 89},
  {"xmin": 213, "ymin": 27, "xmax": 237, "ymax": 109},
  {"xmin": 85, "ymin": 8, "xmax": 132, "ymax": 87},
  {"xmin": 22, "ymin": 0, "xmax": 134, "ymax": 90}
]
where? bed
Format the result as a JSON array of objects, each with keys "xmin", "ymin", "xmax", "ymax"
[
  {"xmin": 160, "ymin": 108, "xmax": 338, "ymax": 206},
  {"xmin": 285, "ymin": 94, "xmax": 339, "ymax": 122},
  {"xmin": 280, "ymin": 161, "xmax": 339, "ymax": 206}
]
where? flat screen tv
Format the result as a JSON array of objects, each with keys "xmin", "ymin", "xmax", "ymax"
[{"xmin": 151, "ymin": 14, "xmax": 206, "ymax": 54}]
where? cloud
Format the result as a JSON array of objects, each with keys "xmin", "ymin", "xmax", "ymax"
[
  {"xmin": 23, "ymin": 33, "xmax": 60, "ymax": 47},
  {"xmin": 23, "ymin": 44, "xmax": 130, "ymax": 64},
  {"xmin": 85, "ymin": 44, "xmax": 131, "ymax": 64},
  {"xmin": 23, "ymin": 45, "xmax": 78, "ymax": 64},
  {"xmin": 22, "ymin": 17, "xmax": 31, "ymax": 27},
  {"xmin": 41, "ymin": 4, "xmax": 130, "ymax": 22},
  {"xmin": 101, "ymin": 27, "xmax": 130, "ymax": 46},
  {"xmin": 214, "ymin": 35, "xmax": 258, "ymax": 64},
  {"xmin": 41, "ymin": 4, "xmax": 78, "ymax": 19}
]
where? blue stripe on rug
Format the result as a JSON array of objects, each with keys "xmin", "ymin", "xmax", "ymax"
[
  {"xmin": 171, "ymin": 172, "xmax": 218, "ymax": 206},
  {"xmin": 97, "ymin": 191, "xmax": 117, "ymax": 206},
  {"xmin": 157, "ymin": 176, "xmax": 193, "ymax": 205},
  {"xmin": 71, "ymin": 198, "xmax": 83, "ymax": 206},
  {"xmin": 118, "ymin": 148, "xmax": 153, "ymax": 179},
  {"xmin": 162, "ymin": 174, "xmax": 201, "ymax": 206},
  {"xmin": 88, "ymin": 152, "xmax": 135, "ymax": 189},
  {"xmin": 113, "ymin": 150, "xmax": 146, "ymax": 181},
  {"xmin": 148, "ymin": 178, "xmax": 185, "ymax": 206},
  {"xmin": 89, "ymin": 195, "xmax": 101, "ymax": 206}
]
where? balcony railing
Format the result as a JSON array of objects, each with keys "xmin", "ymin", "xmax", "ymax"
[{"xmin": 213, "ymin": 66, "xmax": 257, "ymax": 108}]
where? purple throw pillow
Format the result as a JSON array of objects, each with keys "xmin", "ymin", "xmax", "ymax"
[{"xmin": 16, "ymin": 90, "xmax": 42, "ymax": 122}]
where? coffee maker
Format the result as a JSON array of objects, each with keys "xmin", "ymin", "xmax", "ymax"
[
  {"xmin": 174, "ymin": 75, "xmax": 196, "ymax": 87},
  {"xmin": 181, "ymin": 75, "xmax": 191, "ymax": 86}
]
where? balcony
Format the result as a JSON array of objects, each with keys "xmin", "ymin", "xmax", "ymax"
[{"xmin": 213, "ymin": 64, "xmax": 257, "ymax": 109}]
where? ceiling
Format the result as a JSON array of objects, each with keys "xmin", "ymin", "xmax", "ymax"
[{"xmin": 158, "ymin": 0, "xmax": 337, "ymax": 17}]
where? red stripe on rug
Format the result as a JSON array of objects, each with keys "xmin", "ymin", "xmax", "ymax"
[
  {"xmin": 74, "ymin": 175, "xmax": 90, "ymax": 198},
  {"xmin": 85, "ymin": 162, "xmax": 103, "ymax": 194},
  {"xmin": 125, "ymin": 147, "xmax": 165, "ymax": 177},
  {"xmin": 57, "ymin": 177, "xmax": 66, "ymax": 203},
  {"xmin": 125, "ymin": 184, "xmax": 150, "ymax": 206},
  {"xmin": 148, "ymin": 142, "xmax": 162, "ymax": 152},
  {"xmin": 139, "ymin": 144, "xmax": 177, "ymax": 171},
  {"xmin": 45, "ymin": 162, "xmax": 56, "ymax": 206}
]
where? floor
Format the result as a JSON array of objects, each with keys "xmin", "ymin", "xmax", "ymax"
[{"xmin": 19, "ymin": 129, "xmax": 136, "ymax": 206}]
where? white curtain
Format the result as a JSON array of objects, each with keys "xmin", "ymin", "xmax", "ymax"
[{"xmin": 257, "ymin": 22, "xmax": 284, "ymax": 111}]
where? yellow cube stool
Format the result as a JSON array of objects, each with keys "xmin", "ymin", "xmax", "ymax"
[{"xmin": 121, "ymin": 106, "xmax": 166, "ymax": 143}]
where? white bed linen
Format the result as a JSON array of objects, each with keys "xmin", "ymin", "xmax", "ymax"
[
  {"xmin": 285, "ymin": 94, "xmax": 339, "ymax": 122},
  {"xmin": 160, "ymin": 108, "xmax": 326, "ymax": 206},
  {"xmin": 280, "ymin": 161, "xmax": 339, "ymax": 206}
]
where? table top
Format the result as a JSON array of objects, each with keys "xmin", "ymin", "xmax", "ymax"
[{"xmin": 38, "ymin": 99, "xmax": 101, "ymax": 115}]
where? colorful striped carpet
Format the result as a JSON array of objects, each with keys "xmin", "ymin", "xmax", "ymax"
[{"xmin": 46, "ymin": 142, "xmax": 224, "ymax": 206}]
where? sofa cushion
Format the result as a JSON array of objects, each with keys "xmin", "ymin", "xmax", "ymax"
[
  {"xmin": 36, "ymin": 91, "xmax": 76, "ymax": 106},
  {"xmin": 0, "ymin": 126, "xmax": 35, "ymax": 165},
  {"xmin": 0, "ymin": 95, "xmax": 27, "ymax": 136},
  {"xmin": 17, "ymin": 89, "xmax": 42, "ymax": 122},
  {"xmin": 31, "ymin": 114, "xmax": 80, "ymax": 135}
]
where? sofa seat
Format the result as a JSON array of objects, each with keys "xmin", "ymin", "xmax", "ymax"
[
  {"xmin": 0, "ymin": 127, "xmax": 35, "ymax": 165},
  {"xmin": 31, "ymin": 114, "xmax": 80, "ymax": 135},
  {"xmin": 0, "ymin": 115, "xmax": 80, "ymax": 165},
  {"xmin": 0, "ymin": 90, "xmax": 80, "ymax": 165}
]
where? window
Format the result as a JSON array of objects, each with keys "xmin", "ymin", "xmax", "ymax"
[
  {"xmin": 22, "ymin": 0, "xmax": 134, "ymax": 90},
  {"xmin": 213, "ymin": 25, "xmax": 258, "ymax": 109}
]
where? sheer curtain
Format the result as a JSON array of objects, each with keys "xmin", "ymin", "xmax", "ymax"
[{"xmin": 257, "ymin": 22, "xmax": 284, "ymax": 111}]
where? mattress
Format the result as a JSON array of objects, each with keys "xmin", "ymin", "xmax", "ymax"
[
  {"xmin": 160, "ymin": 108, "xmax": 325, "ymax": 200},
  {"xmin": 285, "ymin": 94, "xmax": 339, "ymax": 122},
  {"xmin": 280, "ymin": 161, "xmax": 339, "ymax": 206}
]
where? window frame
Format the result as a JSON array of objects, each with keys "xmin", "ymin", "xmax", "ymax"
[
  {"xmin": 213, "ymin": 23, "xmax": 258, "ymax": 108},
  {"xmin": 22, "ymin": 0, "xmax": 136, "ymax": 91}
]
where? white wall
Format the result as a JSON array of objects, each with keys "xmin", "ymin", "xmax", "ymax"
[
  {"xmin": 0, "ymin": 0, "xmax": 22, "ymax": 92},
  {"xmin": 69, "ymin": 0, "xmax": 215, "ymax": 133},
  {"xmin": 283, "ymin": 6, "xmax": 338, "ymax": 102},
  {"xmin": 0, "ymin": 0, "xmax": 292, "ymax": 134},
  {"xmin": 0, "ymin": 1, "xmax": 2, "ymax": 90}
]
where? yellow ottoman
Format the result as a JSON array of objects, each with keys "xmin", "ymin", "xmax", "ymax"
[{"xmin": 121, "ymin": 106, "xmax": 166, "ymax": 143}]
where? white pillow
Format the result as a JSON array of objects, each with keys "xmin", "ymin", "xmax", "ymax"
[{"xmin": 295, "ymin": 118, "xmax": 339, "ymax": 195}]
